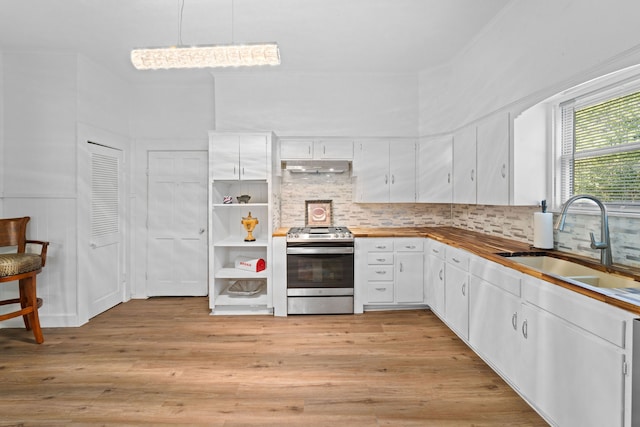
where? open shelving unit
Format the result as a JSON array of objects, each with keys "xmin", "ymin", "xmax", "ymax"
[{"xmin": 208, "ymin": 132, "xmax": 275, "ymax": 315}]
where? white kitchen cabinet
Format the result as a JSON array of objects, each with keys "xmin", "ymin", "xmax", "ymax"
[
  {"xmin": 417, "ymin": 135, "xmax": 453, "ymax": 203},
  {"xmin": 425, "ymin": 239, "xmax": 446, "ymax": 316},
  {"xmin": 452, "ymin": 125, "xmax": 476, "ymax": 204},
  {"xmin": 210, "ymin": 132, "xmax": 268, "ymax": 180},
  {"xmin": 280, "ymin": 139, "xmax": 353, "ymax": 160},
  {"xmin": 357, "ymin": 238, "xmax": 425, "ymax": 310},
  {"xmin": 518, "ymin": 276, "xmax": 627, "ymax": 427},
  {"xmin": 476, "ymin": 113, "xmax": 510, "ymax": 205},
  {"xmin": 469, "ymin": 259, "xmax": 522, "ymax": 382},
  {"xmin": 353, "ymin": 139, "xmax": 417, "ymax": 203},
  {"xmin": 444, "ymin": 246, "xmax": 470, "ymax": 340},
  {"xmin": 208, "ymin": 132, "xmax": 275, "ymax": 315}
]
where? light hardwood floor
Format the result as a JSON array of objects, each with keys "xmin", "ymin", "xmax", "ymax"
[{"xmin": 0, "ymin": 297, "xmax": 548, "ymax": 426}]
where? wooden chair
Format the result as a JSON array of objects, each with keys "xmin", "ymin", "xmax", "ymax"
[{"xmin": 0, "ymin": 217, "xmax": 49, "ymax": 343}]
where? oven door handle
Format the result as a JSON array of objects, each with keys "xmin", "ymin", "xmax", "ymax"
[{"xmin": 287, "ymin": 247, "xmax": 354, "ymax": 255}]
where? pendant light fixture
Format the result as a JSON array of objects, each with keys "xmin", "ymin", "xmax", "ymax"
[{"xmin": 131, "ymin": 0, "xmax": 280, "ymax": 70}]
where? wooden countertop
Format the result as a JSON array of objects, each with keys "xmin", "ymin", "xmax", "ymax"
[{"xmin": 274, "ymin": 226, "xmax": 640, "ymax": 315}]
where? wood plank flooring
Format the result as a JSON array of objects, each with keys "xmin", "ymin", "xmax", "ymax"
[{"xmin": 0, "ymin": 297, "xmax": 548, "ymax": 426}]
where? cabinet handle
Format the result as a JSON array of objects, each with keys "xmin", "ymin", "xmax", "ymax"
[
  {"xmin": 375, "ymin": 245, "xmax": 387, "ymax": 249},
  {"xmin": 461, "ymin": 282, "xmax": 466, "ymax": 296},
  {"xmin": 405, "ymin": 245, "xmax": 416, "ymax": 249},
  {"xmin": 323, "ymin": 145, "xmax": 326, "ymax": 155},
  {"xmin": 452, "ymin": 257, "xmax": 461, "ymax": 264},
  {"xmin": 432, "ymin": 248, "xmax": 440, "ymax": 254},
  {"xmin": 391, "ymin": 175, "xmax": 395, "ymax": 184},
  {"xmin": 399, "ymin": 262, "xmax": 404, "ymax": 273},
  {"xmin": 511, "ymin": 312, "xmax": 517, "ymax": 330},
  {"xmin": 384, "ymin": 174, "xmax": 388, "ymax": 184},
  {"xmin": 308, "ymin": 146, "xmax": 311, "ymax": 155},
  {"xmin": 501, "ymin": 163, "xmax": 506, "ymax": 178},
  {"xmin": 242, "ymin": 167, "xmax": 245, "ymax": 176},
  {"xmin": 376, "ymin": 258, "xmax": 386, "ymax": 262},
  {"xmin": 471, "ymin": 169, "xmax": 475, "ymax": 181},
  {"xmin": 199, "ymin": 228, "xmax": 205, "ymax": 234},
  {"xmin": 439, "ymin": 268, "xmax": 443, "ymax": 281},
  {"xmin": 376, "ymin": 270, "xmax": 387, "ymax": 275},
  {"xmin": 375, "ymin": 287, "xmax": 387, "ymax": 292},
  {"xmin": 447, "ymin": 173, "xmax": 451, "ymax": 184},
  {"xmin": 233, "ymin": 165, "xmax": 236, "ymax": 175},
  {"xmin": 522, "ymin": 319, "xmax": 528, "ymax": 339}
]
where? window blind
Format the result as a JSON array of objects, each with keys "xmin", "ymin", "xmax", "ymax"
[
  {"xmin": 91, "ymin": 152, "xmax": 120, "ymax": 239},
  {"xmin": 560, "ymin": 91, "xmax": 640, "ymax": 205}
]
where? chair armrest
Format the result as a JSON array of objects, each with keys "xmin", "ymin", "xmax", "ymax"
[{"xmin": 26, "ymin": 240, "xmax": 49, "ymax": 267}]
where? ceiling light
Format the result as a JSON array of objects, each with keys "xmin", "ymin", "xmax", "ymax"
[
  {"xmin": 131, "ymin": 43, "xmax": 280, "ymax": 70},
  {"xmin": 131, "ymin": 0, "xmax": 280, "ymax": 70}
]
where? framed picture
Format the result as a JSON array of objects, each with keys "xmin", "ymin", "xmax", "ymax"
[{"xmin": 305, "ymin": 200, "xmax": 332, "ymax": 227}]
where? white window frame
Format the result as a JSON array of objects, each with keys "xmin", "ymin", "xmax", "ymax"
[{"xmin": 551, "ymin": 65, "xmax": 640, "ymax": 216}]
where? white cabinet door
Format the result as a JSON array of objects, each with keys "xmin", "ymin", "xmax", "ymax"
[
  {"xmin": 519, "ymin": 302, "xmax": 625, "ymax": 427},
  {"xmin": 389, "ymin": 140, "xmax": 416, "ymax": 202},
  {"xmin": 357, "ymin": 141, "xmax": 390, "ymax": 202},
  {"xmin": 427, "ymin": 255, "xmax": 445, "ymax": 316},
  {"xmin": 453, "ymin": 125, "xmax": 477, "ymax": 204},
  {"xmin": 445, "ymin": 261, "xmax": 469, "ymax": 340},
  {"xmin": 280, "ymin": 140, "xmax": 313, "ymax": 159},
  {"xmin": 395, "ymin": 252, "xmax": 423, "ymax": 303},
  {"xmin": 418, "ymin": 136, "xmax": 453, "ymax": 203},
  {"xmin": 316, "ymin": 140, "xmax": 353, "ymax": 159},
  {"xmin": 469, "ymin": 276, "xmax": 520, "ymax": 381},
  {"xmin": 239, "ymin": 135, "xmax": 267, "ymax": 180},
  {"xmin": 477, "ymin": 113, "xmax": 510, "ymax": 205},
  {"xmin": 211, "ymin": 134, "xmax": 240, "ymax": 180}
]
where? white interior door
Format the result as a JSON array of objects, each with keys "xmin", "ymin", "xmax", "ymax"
[
  {"xmin": 88, "ymin": 143, "xmax": 124, "ymax": 319},
  {"xmin": 147, "ymin": 151, "xmax": 208, "ymax": 296}
]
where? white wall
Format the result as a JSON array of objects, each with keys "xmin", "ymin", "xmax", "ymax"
[
  {"xmin": 214, "ymin": 72, "xmax": 418, "ymax": 137},
  {"xmin": 419, "ymin": 0, "xmax": 640, "ymax": 135}
]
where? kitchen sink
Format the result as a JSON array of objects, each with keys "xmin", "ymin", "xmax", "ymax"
[{"xmin": 505, "ymin": 255, "xmax": 640, "ymax": 290}]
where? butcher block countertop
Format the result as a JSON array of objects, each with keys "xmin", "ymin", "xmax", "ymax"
[{"xmin": 274, "ymin": 226, "xmax": 640, "ymax": 315}]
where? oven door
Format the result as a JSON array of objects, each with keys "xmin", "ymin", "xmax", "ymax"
[{"xmin": 286, "ymin": 246, "xmax": 354, "ymax": 293}]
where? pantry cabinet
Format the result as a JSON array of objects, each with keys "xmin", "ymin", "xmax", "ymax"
[
  {"xmin": 353, "ymin": 140, "xmax": 417, "ymax": 203},
  {"xmin": 208, "ymin": 131, "xmax": 275, "ymax": 315}
]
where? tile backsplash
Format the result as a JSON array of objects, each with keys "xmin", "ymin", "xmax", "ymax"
[{"xmin": 278, "ymin": 170, "xmax": 640, "ymax": 269}]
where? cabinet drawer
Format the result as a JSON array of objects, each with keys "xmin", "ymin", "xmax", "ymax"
[
  {"xmin": 361, "ymin": 238, "xmax": 394, "ymax": 252},
  {"xmin": 395, "ymin": 238, "xmax": 423, "ymax": 252},
  {"xmin": 367, "ymin": 252, "xmax": 393, "ymax": 265},
  {"xmin": 367, "ymin": 282, "xmax": 394, "ymax": 303},
  {"xmin": 428, "ymin": 239, "xmax": 446, "ymax": 260},
  {"xmin": 446, "ymin": 247, "xmax": 470, "ymax": 271},
  {"xmin": 367, "ymin": 265, "xmax": 394, "ymax": 281}
]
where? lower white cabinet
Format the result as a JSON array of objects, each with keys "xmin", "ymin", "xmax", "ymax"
[
  {"xmin": 356, "ymin": 237, "xmax": 425, "ymax": 310},
  {"xmin": 425, "ymin": 239, "xmax": 446, "ymax": 316},
  {"xmin": 444, "ymin": 246, "xmax": 470, "ymax": 340},
  {"xmin": 466, "ymin": 254, "xmax": 632, "ymax": 427}
]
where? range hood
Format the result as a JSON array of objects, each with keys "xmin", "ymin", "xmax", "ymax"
[{"xmin": 283, "ymin": 160, "xmax": 350, "ymax": 174}]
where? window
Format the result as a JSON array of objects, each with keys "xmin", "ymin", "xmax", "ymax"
[{"xmin": 559, "ymin": 89, "xmax": 640, "ymax": 208}]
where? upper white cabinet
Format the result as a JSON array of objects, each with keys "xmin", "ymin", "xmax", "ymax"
[
  {"xmin": 210, "ymin": 133, "xmax": 268, "ymax": 181},
  {"xmin": 452, "ymin": 125, "xmax": 477, "ymax": 204},
  {"xmin": 451, "ymin": 110, "xmax": 546, "ymax": 206},
  {"xmin": 418, "ymin": 135, "xmax": 453, "ymax": 203},
  {"xmin": 280, "ymin": 139, "xmax": 353, "ymax": 160},
  {"xmin": 353, "ymin": 139, "xmax": 417, "ymax": 203},
  {"xmin": 476, "ymin": 113, "xmax": 510, "ymax": 205}
]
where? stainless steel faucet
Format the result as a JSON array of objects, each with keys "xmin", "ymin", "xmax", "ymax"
[{"xmin": 555, "ymin": 194, "xmax": 613, "ymax": 267}]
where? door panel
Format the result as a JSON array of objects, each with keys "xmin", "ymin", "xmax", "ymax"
[{"xmin": 147, "ymin": 151, "xmax": 208, "ymax": 296}]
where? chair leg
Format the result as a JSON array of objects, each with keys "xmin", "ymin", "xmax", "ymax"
[
  {"xmin": 19, "ymin": 277, "xmax": 44, "ymax": 344},
  {"xmin": 19, "ymin": 280, "xmax": 31, "ymax": 330}
]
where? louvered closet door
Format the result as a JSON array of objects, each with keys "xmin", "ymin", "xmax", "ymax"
[{"xmin": 88, "ymin": 143, "xmax": 124, "ymax": 319}]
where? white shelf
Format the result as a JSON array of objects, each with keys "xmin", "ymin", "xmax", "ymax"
[
  {"xmin": 211, "ymin": 203, "xmax": 269, "ymax": 209},
  {"xmin": 215, "ymin": 267, "xmax": 268, "ymax": 279},
  {"xmin": 213, "ymin": 237, "xmax": 269, "ymax": 247},
  {"xmin": 215, "ymin": 291, "xmax": 268, "ymax": 306}
]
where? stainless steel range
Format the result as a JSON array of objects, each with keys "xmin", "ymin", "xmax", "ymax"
[{"xmin": 286, "ymin": 226, "xmax": 354, "ymax": 314}]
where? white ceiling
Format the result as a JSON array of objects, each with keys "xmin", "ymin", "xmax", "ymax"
[{"xmin": 0, "ymin": 0, "xmax": 510, "ymax": 82}]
